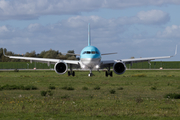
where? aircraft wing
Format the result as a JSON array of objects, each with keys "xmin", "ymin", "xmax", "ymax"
[
  {"xmin": 3, "ymin": 50, "xmax": 79, "ymax": 65},
  {"xmin": 101, "ymin": 55, "xmax": 174, "ymax": 67},
  {"xmin": 101, "ymin": 45, "xmax": 177, "ymax": 65}
]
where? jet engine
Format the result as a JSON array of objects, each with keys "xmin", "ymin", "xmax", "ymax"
[
  {"xmin": 54, "ymin": 62, "xmax": 68, "ymax": 75},
  {"xmin": 113, "ymin": 62, "xmax": 126, "ymax": 75}
]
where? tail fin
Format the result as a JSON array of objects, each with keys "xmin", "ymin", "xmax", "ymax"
[{"xmin": 88, "ymin": 23, "xmax": 91, "ymax": 46}]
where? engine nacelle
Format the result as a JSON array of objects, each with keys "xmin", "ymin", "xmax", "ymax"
[
  {"xmin": 113, "ymin": 62, "xmax": 126, "ymax": 75},
  {"xmin": 54, "ymin": 62, "xmax": 68, "ymax": 75}
]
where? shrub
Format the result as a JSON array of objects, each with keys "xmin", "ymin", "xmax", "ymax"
[
  {"xmin": 24, "ymin": 85, "xmax": 38, "ymax": 90},
  {"xmin": 1, "ymin": 84, "xmax": 20, "ymax": 90},
  {"xmin": 62, "ymin": 86, "xmax": 67, "ymax": 90},
  {"xmin": 117, "ymin": 87, "xmax": 123, "ymax": 90},
  {"xmin": 31, "ymin": 85, "xmax": 38, "ymax": 90},
  {"xmin": 94, "ymin": 86, "xmax": 100, "ymax": 90},
  {"xmin": 48, "ymin": 85, "xmax": 56, "ymax": 90},
  {"xmin": 41, "ymin": 90, "xmax": 53, "ymax": 96},
  {"xmin": 164, "ymin": 93, "xmax": 180, "ymax": 99},
  {"xmin": 66, "ymin": 86, "xmax": 74, "ymax": 90},
  {"xmin": 150, "ymin": 86, "xmax": 157, "ymax": 90},
  {"xmin": 62, "ymin": 86, "xmax": 74, "ymax": 90},
  {"xmin": 19, "ymin": 85, "xmax": 25, "ymax": 90},
  {"xmin": 0, "ymin": 84, "xmax": 38, "ymax": 90},
  {"xmin": 41, "ymin": 91, "xmax": 47, "ymax": 96},
  {"xmin": 82, "ymin": 86, "xmax": 88, "ymax": 90},
  {"xmin": 110, "ymin": 89, "xmax": 116, "ymax": 94}
]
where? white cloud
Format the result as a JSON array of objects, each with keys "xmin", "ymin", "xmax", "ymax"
[
  {"xmin": 0, "ymin": 0, "xmax": 178, "ymax": 20},
  {"xmin": 0, "ymin": 13, "xmax": 170, "ymax": 48},
  {"xmin": 103, "ymin": 0, "xmax": 180, "ymax": 9},
  {"xmin": 0, "ymin": 25, "xmax": 9, "ymax": 32},
  {"xmin": 113, "ymin": 10, "xmax": 170, "ymax": 25},
  {"xmin": 0, "ymin": 0, "xmax": 103, "ymax": 20},
  {"xmin": 136, "ymin": 10, "xmax": 170, "ymax": 24},
  {"xmin": 157, "ymin": 25, "xmax": 180, "ymax": 38}
]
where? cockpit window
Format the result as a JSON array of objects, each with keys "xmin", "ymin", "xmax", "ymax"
[
  {"xmin": 91, "ymin": 51, "xmax": 96, "ymax": 54},
  {"xmin": 83, "ymin": 51, "xmax": 99, "ymax": 54},
  {"xmin": 87, "ymin": 51, "xmax": 91, "ymax": 54}
]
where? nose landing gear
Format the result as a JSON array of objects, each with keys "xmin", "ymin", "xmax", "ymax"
[{"xmin": 88, "ymin": 69, "xmax": 94, "ymax": 77}]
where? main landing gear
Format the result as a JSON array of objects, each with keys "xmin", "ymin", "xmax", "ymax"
[
  {"xmin": 68, "ymin": 71, "xmax": 75, "ymax": 76},
  {"xmin": 105, "ymin": 66, "xmax": 113, "ymax": 77},
  {"xmin": 68, "ymin": 65, "xmax": 75, "ymax": 76}
]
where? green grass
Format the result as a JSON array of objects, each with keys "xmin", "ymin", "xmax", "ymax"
[
  {"xmin": 0, "ymin": 70, "xmax": 180, "ymax": 119},
  {"xmin": 1, "ymin": 61, "xmax": 180, "ymax": 69}
]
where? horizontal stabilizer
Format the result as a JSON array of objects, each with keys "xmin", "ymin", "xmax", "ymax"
[{"xmin": 101, "ymin": 52, "xmax": 117, "ymax": 55}]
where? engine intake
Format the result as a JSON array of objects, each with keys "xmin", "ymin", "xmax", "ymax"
[
  {"xmin": 113, "ymin": 62, "xmax": 126, "ymax": 75},
  {"xmin": 54, "ymin": 62, "xmax": 68, "ymax": 75}
]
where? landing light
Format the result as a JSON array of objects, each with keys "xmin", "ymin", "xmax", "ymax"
[
  {"xmin": 96, "ymin": 65, "xmax": 99, "ymax": 69},
  {"xmin": 81, "ymin": 65, "xmax": 85, "ymax": 69}
]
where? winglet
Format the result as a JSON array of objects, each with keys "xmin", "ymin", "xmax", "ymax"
[
  {"xmin": 171, "ymin": 45, "xmax": 178, "ymax": 57},
  {"xmin": 88, "ymin": 23, "xmax": 91, "ymax": 46},
  {"xmin": 3, "ymin": 48, "xmax": 8, "ymax": 57}
]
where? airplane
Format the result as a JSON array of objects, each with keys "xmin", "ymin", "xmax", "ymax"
[{"xmin": 3, "ymin": 23, "xmax": 177, "ymax": 77}]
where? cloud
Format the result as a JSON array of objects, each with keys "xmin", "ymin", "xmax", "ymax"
[
  {"xmin": 0, "ymin": 0, "xmax": 103, "ymax": 20},
  {"xmin": 103, "ymin": 0, "xmax": 180, "ymax": 9},
  {"xmin": 0, "ymin": 12, "xmax": 170, "ymax": 45},
  {"xmin": 62, "ymin": 10, "xmax": 169, "ymax": 27},
  {"xmin": 0, "ymin": 25, "xmax": 9, "ymax": 32},
  {"xmin": 112, "ymin": 10, "xmax": 170, "ymax": 25},
  {"xmin": 0, "ymin": 0, "xmax": 178, "ymax": 20},
  {"xmin": 135, "ymin": 10, "xmax": 170, "ymax": 24},
  {"xmin": 157, "ymin": 25, "xmax": 180, "ymax": 38}
]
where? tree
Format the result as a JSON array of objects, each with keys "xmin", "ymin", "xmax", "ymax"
[
  {"xmin": 25, "ymin": 51, "xmax": 36, "ymax": 57},
  {"xmin": 43, "ymin": 49, "xmax": 58, "ymax": 58}
]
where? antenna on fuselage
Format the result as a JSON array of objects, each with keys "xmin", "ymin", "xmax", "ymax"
[{"xmin": 88, "ymin": 23, "xmax": 91, "ymax": 46}]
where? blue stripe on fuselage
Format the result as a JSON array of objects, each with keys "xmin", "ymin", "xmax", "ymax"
[{"xmin": 80, "ymin": 46, "xmax": 101, "ymax": 59}]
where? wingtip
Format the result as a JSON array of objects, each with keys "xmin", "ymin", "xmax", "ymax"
[
  {"xmin": 3, "ymin": 48, "xmax": 8, "ymax": 57},
  {"xmin": 175, "ymin": 45, "xmax": 178, "ymax": 56},
  {"xmin": 171, "ymin": 45, "xmax": 178, "ymax": 57}
]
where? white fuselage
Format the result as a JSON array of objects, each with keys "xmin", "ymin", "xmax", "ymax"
[{"xmin": 80, "ymin": 46, "xmax": 101, "ymax": 70}]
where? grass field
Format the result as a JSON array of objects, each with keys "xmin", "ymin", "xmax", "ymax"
[
  {"xmin": 1, "ymin": 61, "xmax": 180, "ymax": 69},
  {"xmin": 0, "ymin": 70, "xmax": 180, "ymax": 119}
]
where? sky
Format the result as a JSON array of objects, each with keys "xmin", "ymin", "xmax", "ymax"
[{"xmin": 0, "ymin": 0, "xmax": 180, "ymax": 61}]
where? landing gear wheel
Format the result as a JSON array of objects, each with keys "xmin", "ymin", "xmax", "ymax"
[
  {"xmin": 88, "ymin": 73, "xmax": 93, "ymax": 77},
  {"xmin": 72, "ymin": 71, "xmax": 75, "ymax": 76},
  {"xmin": 68, "ymin": 71, "xmax": 75, "ymax": 76},
  {"xmin": 68, "ymin": 71, "xmax": 71, "ymax": 76},
  {"xmin": 105, "ymin": 71, "xmax": 108, "ymax": 77},
  {"xmin": 105, "ymin": 71, "xmax": 113, "ymax": 77},
  {"xmin": 110, "ymin": 71, "xmax": 113, "ymax": 77}
]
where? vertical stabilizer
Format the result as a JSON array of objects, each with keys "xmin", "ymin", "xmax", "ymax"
[{"xmin": 88, "ymin": 23, "xmax": 91, "ymax": 46}]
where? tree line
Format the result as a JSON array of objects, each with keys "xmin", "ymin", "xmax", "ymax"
[{"xmin": 0, "ymin": 48, "xmax": 78, "ymax": 62}]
